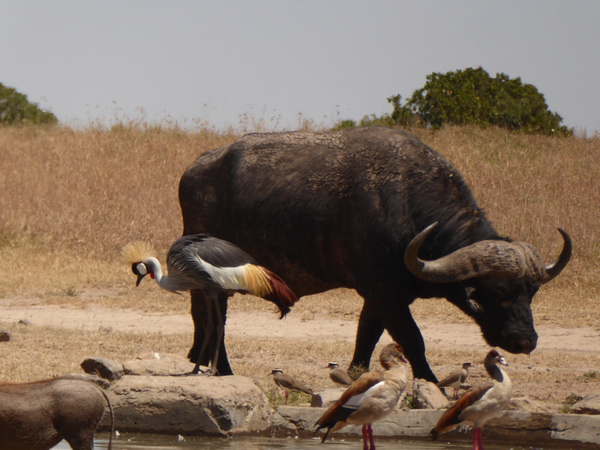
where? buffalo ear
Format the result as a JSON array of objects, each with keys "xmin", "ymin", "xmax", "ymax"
[
  {"xmin": 465, "ymin": 287, "xmax": 483, "ymax": 313},
  {"xmin": 448, "ymin": 286, "xmax": 481, "ymax": 314}
]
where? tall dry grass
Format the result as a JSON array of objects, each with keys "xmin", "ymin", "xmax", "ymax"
[{"xmin": 1, "ymin": 124, "xmax": 598, "ymax": 318}]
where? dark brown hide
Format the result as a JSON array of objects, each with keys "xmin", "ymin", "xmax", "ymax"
[
  {"xmin": 178, "ymin": 127, "xmax": 571, "ymax": 380},
  {"xmin": 0, "ymin": 377, "xmax": 111, "ymax": 450}
]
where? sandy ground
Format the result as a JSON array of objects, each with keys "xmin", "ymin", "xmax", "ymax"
[
  {"xmin": 0, "ymin": 295, "xmax": 598, "ymax": 413},
  {"xmin": 0, "ymin": 300, "xmax": 597, "ymax": 353}
]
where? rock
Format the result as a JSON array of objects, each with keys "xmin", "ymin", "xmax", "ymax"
[
  {"xmin": 275, "ymin": 407, "xmax": 600, "ymax": 445},
  {"xmin": 18, "ymin": 319, "xmax": 31, "ymax": 326},
  {"xmin": 509, "ymin": 397, "xmax": 557, "ymax": 413},
  {"xmin": 0, "ymin": 330, "xmax": 11, "ymax": 342},
  {"xmin": 123, "ymin": 355, "xmax": 195, "ymax": 376},
  {"xmin": 81, "ymin": 357, "xmax": 124, "ymax": 381},
  {"xmin": 411, "ymin": 378, "xmax": 449, "ymax": 410},
  {"xmin": 274, "ymin": 406, "xmax": 441, "ymax": 438},
  {"xmin": 310, "ymin": 388, "xmax": 346, "ymax": 408},
  {"xmin": 572, "ymin": 394, "xmax": 600, "ymax": 415},
  {"xmin": 273, "ymin": 406, "xmax": 325, "ymax": 437},
  {"xmin": 104, "ymin": 375, "xmax": 271, "ymax": 436}
]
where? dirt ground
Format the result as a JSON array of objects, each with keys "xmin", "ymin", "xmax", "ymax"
[{"xmin": 0, "ymin": 292, "xmax": 597, "ymax": 413}]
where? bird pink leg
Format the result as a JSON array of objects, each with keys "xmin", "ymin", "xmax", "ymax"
[
  {"xmin": 473, "ymin": 427, "xmax": 484, "ymax": 450},
  {"xmin": 284, "ymin": 391, "xmax": 289, "ymax": 405},
  {"xmin": 361, "ymin": 425, "xmax": 369, "ymax": 450},
  {"xmin": 367, "ymin": 424, "xmax": 376, "ymax": 449}
]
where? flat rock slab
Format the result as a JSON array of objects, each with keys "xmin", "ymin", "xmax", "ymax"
[
  {"xmin": 573, "ymin": 394, "xmax": 600, "ymax": 415},
  {"xmin": 104, "ymin": 375, "xmax": 272, "ymax": 436},
  {"xmin": 274, "ymin": 406, "xmax": 600, "ymax": 447}
]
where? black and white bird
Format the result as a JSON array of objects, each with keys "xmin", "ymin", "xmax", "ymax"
[
  {"xmin": 431, "ymin": 349, "xmax": 512, "ymax": 450},
  {"xmin": 269, "ymin": 369, "xmax": 314, "ymax": 404},
  {"xmin": 325, "ymin": 362, "xmax": 354, "ymax": 387},
  {"xmin": 436, "ymin": 362, "xmax": 472, "ymax": 399},
  {"xmin": 122, "ymin": 234, "xmax": 298, "ymax": 375},
  {"xmin": 315, "ymin": 344, "xmax": 409, "ymax": 449}
]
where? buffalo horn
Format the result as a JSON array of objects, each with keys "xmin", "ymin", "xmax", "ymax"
[
  {"xmin": 404, "ymin": 223, "xmax": 572, "ymax": 283},
  {"xmin": 540, "ymin": 228, "xmax": 572, "ymax": 283}
]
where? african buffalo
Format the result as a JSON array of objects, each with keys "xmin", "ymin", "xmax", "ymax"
[
  {"xmin": 178, "ymin": 126, "xmax": 571, "ymax": 381},
  {"xmin": 0, "ymin": 376, "xmax": 113, "ymax": 450}
]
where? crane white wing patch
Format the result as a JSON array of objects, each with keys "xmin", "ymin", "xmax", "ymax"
[{"xmin": 194, "ymin": 256, "xmax": 271, "ymax": 295}]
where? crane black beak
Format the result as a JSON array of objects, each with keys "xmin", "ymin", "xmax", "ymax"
[
  {"xmin": 132, "ymin": 262, "xmax": 148, "ymax": 286},
  {"xmin": 135, "ymin": 272, "xmax": 147, "ymax": 286}
]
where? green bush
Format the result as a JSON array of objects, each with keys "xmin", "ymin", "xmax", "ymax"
[
  {"xmin": 0, "ymin": 83, "xmax": 57, "ymax": 125},
  {"xmin": 337, "ymin": 67, "xmax": 572, "ymax": 136},
  {"xmin": 396, "ymin": 67, "xmax": 571, "ymax": 135}
]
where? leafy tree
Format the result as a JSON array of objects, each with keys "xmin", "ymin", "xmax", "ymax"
[
  {"xmin": 394, "ymin": 67, "xmax": 571, "ymax": 135},
  {"xmin": 0, "ymin": 83, "xmax": 57, "ymax": 125}
]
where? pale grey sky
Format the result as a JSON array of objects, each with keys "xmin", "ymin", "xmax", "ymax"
[{"xmin": 2, "ymin": 1, "xmax": 599, "ymax": 134}]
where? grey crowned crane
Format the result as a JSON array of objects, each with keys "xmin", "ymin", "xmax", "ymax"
[
  {"xmin": 122, "ymin": 234, "xmax": 298, "ymax": 375},
  {"xmin": 315, "ymin": 343, "xmax": 409, "ymax": 450},
  {"xmin": 431, "ymin": 349, "xmax": 512, "ymax": 450}
]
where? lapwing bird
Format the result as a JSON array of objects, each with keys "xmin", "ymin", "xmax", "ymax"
[
  {"xmin": 122, "ymin": 235, "xmax": 298, "ymax": 375},
  {"xmin": 315, "ymin": 343, "xmax": 409, "ymax": 449},
  {"xmin": 431, "ymin": 349, "xmax": 512, "ymax": 450},
  {"xmin": 326, "ymin": 362, "xmax": 353, "ymax": 387},
  {"xmin": 269, "ymin": 369, "xmax": 314, "ymax": 404},
  {"xmin": 436, "ymin": 362, "xmax": 472, "ymax": 399}
]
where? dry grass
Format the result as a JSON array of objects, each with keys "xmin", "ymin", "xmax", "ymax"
[{"xmin": 0, "ymin": 123, "xmax": 598, "ymax": 407}]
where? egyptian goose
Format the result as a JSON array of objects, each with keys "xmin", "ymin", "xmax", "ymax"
[
  {"xmin": 326, "ymin": 362, "xmax": 354, "ymax": 387},
  {"xmin": 315, "ymin": 343, "xmax": 409, "ymax": 449},
  {"xmin": 436, "ymin": 362, "xmax": 472, "ymax": 399},
  {"xmin": 269, "ymin": 369, "xmax": 313, "ymax": 404},
  {"xmin": 431, "ymin": 349, "xmax": 512, "ymax": 450}
]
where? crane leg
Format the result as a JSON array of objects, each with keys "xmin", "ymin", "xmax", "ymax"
[
  {"xmin": 211, "ymin": 296, "xmax": 225, "ymax": 375},
  {"xmin": 191, "ymin": 298, "xmax": 214, "ymax": 374},
  {"xmin": 188, "ymin": 290, "xmax": 233, "ymax": 376}
]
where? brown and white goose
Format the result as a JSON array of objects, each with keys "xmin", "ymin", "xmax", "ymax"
[
  {"xmin": 436, "ymin": 362, "xmax": 472, "ymax": 399},
  {"xmin": 315, "ymin": 343, "xmax": 409, "ymax": 449},
  {"xmin": 431, "ymin": 349, "xmax": 512, "ymax": 450}
]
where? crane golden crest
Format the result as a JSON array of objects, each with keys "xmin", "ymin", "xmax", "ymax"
[{"xmin": 121, "ymin": 241, "xmax": 157, "ymax": 264}]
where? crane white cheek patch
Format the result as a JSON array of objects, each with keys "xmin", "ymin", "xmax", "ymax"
[{"xmin": 136, "ymin": 263, "xmax": 148, "ymax": 275}]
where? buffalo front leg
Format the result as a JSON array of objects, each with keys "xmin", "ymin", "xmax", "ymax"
[
  {"xmin": 188, "ymin": 290, "xmax": 233, "ymax": 375},
  {"xmin": 350, "ymin": 299, "xmax": 385, "ymax": 373},
  {"xmin": 382, "ymin": 301, "xmax": 437, "ymax": 382}
]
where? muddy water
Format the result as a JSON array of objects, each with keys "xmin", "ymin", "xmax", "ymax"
[{"xmin": 52, "ymin": 432, "xmax": 581, "ymax": 449}]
